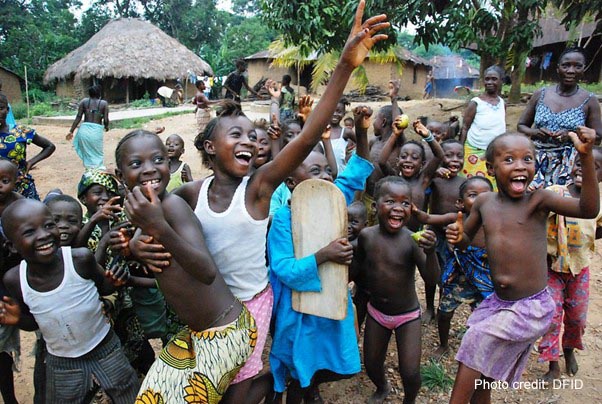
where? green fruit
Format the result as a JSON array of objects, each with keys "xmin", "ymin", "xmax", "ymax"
[
  {"xmin": 411, "ymin": 230, "xmax": 426, "ymax": 244},
  {"xmin": 395, "ymin": 114, "xmax": 410, "ymax": 129}
]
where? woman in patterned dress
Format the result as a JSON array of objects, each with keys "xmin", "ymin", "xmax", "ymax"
[{"xmin": 518, "ymin": 47, "xmax": 602, "ymax": 189}]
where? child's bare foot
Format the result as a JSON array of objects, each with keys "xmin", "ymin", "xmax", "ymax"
[
  {"xmin": 368, "ymin": 382, "xmax": 391, "ymax": 404},
  {"xmin": 541, "ymin": 361, "xmax": 560, "ymax": 383},
  {"xmin": 431, "ymin": 345, "xmax": 450, "ymax": 361},
  {"xmin": 564, "ymin": 348, "xmax": 578, "ymax": 376},
  {"xmin": 422, "ymin": 308, "xmax": 435, "ymax": 324}
]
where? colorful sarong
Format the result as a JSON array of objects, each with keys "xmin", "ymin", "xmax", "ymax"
[
  {"xmin": 196, "ymin": 108, "xmax": 211, "ymax": 135},
  {"xmin": 443, "ymin": 246, "xmax": 494, "ymax": 300},
  {"xmin": 73, "ymin": 122, "xmax": 105, "ymax": 169},
  {"xmin": 462, "ymin": 141, "xmax": 497, "ymax": 191},
  {"xmin": 136, "ymin": 306, "xmax": 257, "ymax": 404},
  {"xmin": 456, "ymin": 288, "xmax": 554, "ymax": 384}
]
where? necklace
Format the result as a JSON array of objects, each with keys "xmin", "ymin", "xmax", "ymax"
[{"xmin": 555, "ymin": 84, "xmax": 579, "ymax": 97}]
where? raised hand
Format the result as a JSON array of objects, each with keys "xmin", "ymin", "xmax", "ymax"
[
  {"xmin": 265, "ymin": 79, "xmax": 281, "ymax": 99},
  {"xmin": 124, "ymin": 185, "xmax": 165, "ymax": 236},
  {"xmin": 569, "ymin": 126, "xmax": 596, "ymax": 155},
  {"xmin": 353, "ymin": 105, "xmax": 373, "ymax": 130},
  {"xmin": 340, "ymin": 0, "xmax": 390, "ymax": 69},
  {"xmin": 322, "ymin": 125, "xmax": 332, "ymax": 140},
  {"xmin": 297, "ymin": 95, "xmax": 314, "ymax": 124},
  {"xmin": 412, "ymin": 119, "xmax": 429, "ymax": 138},
  {"xmin": 267, "ymin": 113, "xmax": 282, "ymax": 140},
  {"xmin": 0, "ymin": 296, "xmax": 20, "ymax": 326},
  {"xmin": 91, "ymin": 196, "xmax": 122, "ymax": 224},
  {"xmin": 445, "ymin": 211, "xmax": 464, "ymax": 244},
  {"xmin": 392, "ymin": 116, "xmax": 407, "ymax": 137}
]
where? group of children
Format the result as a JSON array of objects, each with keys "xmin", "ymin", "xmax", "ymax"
[{"xmin": 0, "ymin": 2, "xmax": 600, "ymax": 403}]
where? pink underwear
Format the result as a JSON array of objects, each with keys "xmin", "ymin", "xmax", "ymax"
[{"xmin": 367, "ymin": 302, "xmax": 421, "ymax": 330}]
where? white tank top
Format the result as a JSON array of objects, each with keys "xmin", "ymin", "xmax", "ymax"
[
  {"xmin": 20, "ymin": 247, "xmax": 110, "ymax": 357},
  {"xmin": 195, "ymin": 176, "xmax": 269, "ymax": 301},
  {"xmin": 466, "ymin": 96, "xmax": 506, "ymax": 150},
  {"xmin": 331, "ymin": 137, "xmax": 348, "ymax": 173}
]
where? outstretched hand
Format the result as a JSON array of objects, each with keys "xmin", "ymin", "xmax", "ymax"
[
  {"xmin": 267, "ymin": 113, "xmax": 282, "ymax": 140},
  {"xmin": 297, "ymin": 95, "xmax": 314, "ymax": 124},
  {"xmin": 340, "ymin": 0, "xmax": 389, "ymax": 69},
  {"xmin": 445, "ymin": 211, "xmax": 464, "ymax": 244},
  {"xmin": 353, "ymin": 105, "xmax": 373, "ymax": 130},
  {"xmin": 0, "ymin": 296, "xmax": 20, "ymax": 326},
  {"xmin": 569, "ymin": 126, "xmax": 596, "ymax": 155},
  {"xmin": 265, "ymin": 79, "xmax": 281, "ymax": 99}
]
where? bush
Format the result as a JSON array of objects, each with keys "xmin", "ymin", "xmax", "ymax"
[{"xmin": 10, "ymin": 103, "xmax": 28, "ymax": 120}]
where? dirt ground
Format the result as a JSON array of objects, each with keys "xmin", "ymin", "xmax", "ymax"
[{"xmin": 9, "ymin": 99, "xmax": 602, "ymax": 403}]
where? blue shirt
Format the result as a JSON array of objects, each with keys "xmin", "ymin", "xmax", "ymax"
[{"xmin": 267, "ymin": 154, "xmax": 373, "ymax": 391}]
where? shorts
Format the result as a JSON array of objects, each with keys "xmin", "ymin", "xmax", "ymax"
[
  {"xmin": 439, "ymin": 274, "xmax": 484, "ymax": 313},
  {"xmin": 232, "ymin": 285, "xmax": 273, "ymax": 384},
  {"xmin": 456, "ymin": 289, "xmax": 554, "ymax": 383},
  {"xmin": 45, "ymin": 330, "xmax": 139, "ymax": 404},
  {"xmin": 137, "ymin": 306, "xmax": 257, "ymax": 403}
]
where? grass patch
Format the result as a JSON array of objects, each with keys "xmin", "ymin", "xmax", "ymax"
[
  {"xmin": 421, "ymin": 359, "xmax": 454, "ymax": 392},
  {"xmin": 110, "ymin": 110, "xmax": 190, "ymax": 130}
]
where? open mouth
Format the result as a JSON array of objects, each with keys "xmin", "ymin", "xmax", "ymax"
[
  {"xmin": 141, "ymin": 178, "xmax": 162, "ymax": 191},
  {"xmin": 387, "ymin": 214, "xmax": 404, "ymax": 230},
  {"xmin": 60, "ymin": 233, "xmax": 70, "ymax": 241},
  {"xmin": 400, "ymin": 163, "xmax": 416, "ymax": 177},
  {"xmin": 447, "ymin": 163, "xmax": 462, "ymax": 173},
  {"xmin": 510, "ymin": 175, "xmax": 528, "ymax": 193},
  {"xmin": 35, "ymin": 241, "xmax": 55, "ymax": 254},
  {"xmin": 235, "ymin": 151, "xmax": 253, "ymax": 165}
]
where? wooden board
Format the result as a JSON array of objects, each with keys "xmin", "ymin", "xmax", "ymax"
[{"xmin": 291, "ymin": 179, "xmax": 348, "ymax": 320}]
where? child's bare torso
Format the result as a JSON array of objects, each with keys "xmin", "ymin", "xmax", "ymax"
[
  {"xmin": 358, "ymin": 226, "xmax": 420, "ymax": 314},
  {"xmin": 478, "ymin": 192, "xmax": 549, "ymax": 300}
]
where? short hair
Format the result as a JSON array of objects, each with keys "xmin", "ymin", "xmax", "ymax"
[
  {"xmin": 0, "ymin": 158, "xmax": 18, "ymax": 177},
  {"xmin": 559, "ymin": 47, "xmax": 587, "ymax": 64},
  {"xmin": 282, "ymin": 74, "xmax": 292, "ymax": 85},
  {"xmin": 485, "ymin": 132, "xmax": 534, "ymax": 163},
  {"xmin": 166, "ymin": 133, "xmax": 184, "ymax": 143},
  {"xmin": 88, "ymin": 85, "xmax": 101, "ymax": 98},
  {"xmin": 374, "ymin": 176, "xmax": 411, "ymax": 200},
  {"xmin": 378, "ymin": 104, "xmax": 403, "ymax": 128},
  {"xmin": 45, "ymin": 194, "xmax": 83, "ymax": 218},
  {"xmin": 193, "ymin": 100, "xmax": 246, "ymax": 168},
  {"xmin": 401, "ymin": 140, "xmax": 426, "ymax": 162},
  {"xmin": 484, "ymin": 65, "xmax": 504, "ymax": 78},
  {"xmin": 343, "ymin": 116, "xmax": 354, "ymax": 125},
  {"xmin": 348, "ymin": 201, "xmax": 367, "ymax": 219},
  {"xmin": 115, "ymin": 130, "xmax": 165, "ymax": 169},
  {"xmin": 459, "ymin": 176, "xmax": 493, "ymax": 199},
  {"xmin": 338, "ymin": 97, "xmax": 351, "ymax": 108},
  {"xmin": 440, "ymin": 138, "xmax": 463, "ymax": 150}
]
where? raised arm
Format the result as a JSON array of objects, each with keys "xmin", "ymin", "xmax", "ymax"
[
  {"xmin": 354, "ymin": 105, "xmax": 372, "ymax": 160},
  {"xmin": 413, "ymin": 119, "xmax": 443, "ymax": 182},
  {"xmin": 389, "ymin": 79, "xmax": 401, "ymax": 123},
  {"xmin": 378, "ymin": 127, "xmax": 402, "ymax": 176},
  {"xmin": 585, "ymin": 96, "xmax": 602, "ymax": 142},
  {"xmin": 253, "ymin": 0, "xmax": 389, "ymax": 194},
  {"xmin": 321, "ymin": 128, "xmax": 338, "ymax": 179},
  {"xmin": 541, "ymin": 127, "xmax": 600, "ymax": 218},
  {"xmin": 125, "ymin": 186, "xmax": 218, "ymax": 284}
]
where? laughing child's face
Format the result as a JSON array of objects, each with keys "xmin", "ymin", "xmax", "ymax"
[
  {"xmin": 81, "ymin": 185, "xmax": 115, "ymax": 215},
  {"xmin": 116, "ymin": 134, "xmax": 171, "ymax": 199},
  {"xmin": 4, "ymin": 200, "xmax": 60, "ymax": 264},
  {"xmin": 427, "ymin": 122, "xmax": 447, "ymax": 142},
  {"xmin": 459, "ymin": 179, "xmax": 492, "ymax": 213},
  {"xmin": 571, "ymin": 150, "xmax": 602, "ymax": 189},
  {"xmin": 376, "ymin": 181, "xmax": 412, "ymax": 234},
  {"xmin": 205, "ymin": 115, "xmax": 258, "ymax": 177},
  {"xmin": 441, "ymin": 142, "xmax": 464, "ymax": 178},
  {"xmin": 254, "ymin": 128, "xmax": 271, "ymax": 168},
  {"xmin": 487, "ymin": 134, "xmax": 535, "ymax": 198},
  {"xmin": 48, "ymin": 200, "xmax": 83, "ymax": 246},
  {"xmin": 398, "ymin": 143, "xmax": 424, "ymax": 179}
]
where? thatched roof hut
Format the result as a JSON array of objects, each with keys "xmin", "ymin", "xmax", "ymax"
[{"xmin": 44, "ymin": 18, "xmax": 213, "ymax": 102}]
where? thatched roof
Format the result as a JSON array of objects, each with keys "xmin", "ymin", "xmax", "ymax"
[
  {"xmin": 533, "ymin": 18, "xmax": 598, "ymax": 47},
  {"xmin": 44, "ymin": 18, "xmax": 212, "ymax": 84}
]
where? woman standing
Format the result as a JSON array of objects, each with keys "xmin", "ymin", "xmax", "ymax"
[
  {"xmin": 518, "ymin": 48, "xmax": 602, "ymax": 189},
  {"xmin": 0, "ymin": 94, "xmax": 55, "ymax": 200},
  {"xmin": 194, "ymin": 80, "xmax": 218, "ymax": 136},
  {"xmin": 67, "ymin": 84, "xmax": 109, "ymax": 170},
  {"xmin": 460, "ymin": 65, "xmax": 506, "ymax": 188}
]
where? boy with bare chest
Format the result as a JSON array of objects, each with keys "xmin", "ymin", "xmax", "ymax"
[
  {"xmin": 352, "ymin": 176, "xmax": 439, "ymax": 403},
  {"xmin": 446, "ymin": 129, "xmax": 599, "ymax": 403}
]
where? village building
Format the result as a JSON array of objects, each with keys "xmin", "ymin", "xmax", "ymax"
[
  {"xmin": 44, "ymin": 18, "xmax": 212, "ymax": 103},
  {"xmin": 246, "ymin": 47, "xmax": 431, "ymax": 99},
  {"xmin": 430, "ymin": 55, "xmax": 480, "ymax": 98},
  {"xmin": 525, "ymin": 18, "xmax": 601, "ymax": 84},
  {"xmin": 0, "ymin": 66, "xmax": 23, "ymax": 104}
]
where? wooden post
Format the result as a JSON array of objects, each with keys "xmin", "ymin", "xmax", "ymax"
[{"xmin": 24, "ymin": 66, "xmax": 30, "ymax": 119}]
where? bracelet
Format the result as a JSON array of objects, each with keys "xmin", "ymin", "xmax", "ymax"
[{"xmin": 424, "ymin": 132, "xmax": 435, "ymax": 142}]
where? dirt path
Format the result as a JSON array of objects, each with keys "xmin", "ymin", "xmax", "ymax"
[{"xmin": 10, "ymin": 99, "xmax": 602, "ymax": 403}]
